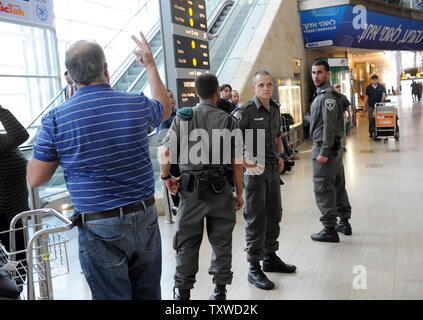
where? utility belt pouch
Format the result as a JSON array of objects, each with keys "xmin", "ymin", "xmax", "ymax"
[
  {"xmin": 196, "ymin": 174, "xmax": 210, "ymax": 200},
  {"xmin": 211, "ymin": 175, "xmax": 226, "ymax": 194}
]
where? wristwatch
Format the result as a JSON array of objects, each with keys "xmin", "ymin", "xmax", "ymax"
[{"xmin": 160, "ymin": 173, "xmax": 172, "ymax": 181}]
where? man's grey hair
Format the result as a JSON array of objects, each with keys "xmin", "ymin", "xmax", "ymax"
[
  {"xmin": 65, "ymin": 40, "xmax": 106, "ymax": 86},
  {"xmin": 253, "ymin": 70, "xmax": 272, "ymax": 85}
]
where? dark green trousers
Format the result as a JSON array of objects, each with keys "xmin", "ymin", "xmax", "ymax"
[
  {"xmin": 173, "ymin": 183, "xmax": 236, "ymax": 289},
  {"xmin": 243, "ymin": 168, "xmax": 282, "ymax": 263},
  {"xmin": 312, "ymin": 146, "xmax": 351, "ymax": 228}
]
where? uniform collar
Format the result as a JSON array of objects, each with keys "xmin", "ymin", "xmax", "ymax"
[
  {"xmin": 316, "ymin": 82, "xmax": 332, "ymax": 94},
  {"xmin": 197, "ymin": 101, "xmax": 220, "ymax": 109},
  {"xmin": 253, "ymin": 96, "xmax": 278, "ymax": 110}
]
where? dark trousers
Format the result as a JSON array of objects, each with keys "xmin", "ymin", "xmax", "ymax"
[
  {"xmin": 243, "ymin": 169, "xmax": 282, "ymax": 263},
  {"xmin": 174, "ymin": 183, "xmax": 236, "ymax": 289},
  {"xmin": 312, "ymin": 146, "xmax": 351, "ymax": 228},
  {"xmin": 368, "ymin": 107, "xmax": 375, "ymax": 136}
]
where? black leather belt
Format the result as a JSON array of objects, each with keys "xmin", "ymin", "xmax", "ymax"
[{"xmin": 82, "ymin": 196, "xmax": 155, "ymax": 223}]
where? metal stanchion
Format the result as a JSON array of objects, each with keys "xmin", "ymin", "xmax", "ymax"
[{"xmin": 28, "ymin": 186, "xmax": 51, "ymax": 300}]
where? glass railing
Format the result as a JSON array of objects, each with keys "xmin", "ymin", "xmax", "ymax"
[
  {"xmin": 206, "ymin": 0, "xmax": 226, "ymax": 18},
  {"xmin": 103, "ymin": 0, "xmax": 160, "ymax": 77},
  {"xmin": 210, "ymin": 0, "xmax": 270, "ymax": 80}
]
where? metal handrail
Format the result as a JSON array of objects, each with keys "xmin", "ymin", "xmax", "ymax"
[
  {"xmin": 208, "ymin": 0, "xmax": 236, "ymax": 50},
  {"xmin": 103, "ymin": 0, "xmax": 155, "ymax": 51},
  {"xmin": 215, "ymin": 0, "xmax": 262, "ymax": 77},
  {"xmin": 110, "ymin": 21, "xmax": 161, "ymax": 87},
  {"xmin": 25, "ymin": 88, "xmax": 66, "ymax": 130},
  {"xmin": 127, "ymin": 47, "xmax": 163, "ymax": 92}
]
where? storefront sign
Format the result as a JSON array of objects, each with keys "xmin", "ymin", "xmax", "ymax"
[
  {"xmin": 300, "ymin": 4, "xmax": 423, "ymax": 50},
  {"xmin": 0, "ymin": 0, "xmax": 54, "ymax": 28}
]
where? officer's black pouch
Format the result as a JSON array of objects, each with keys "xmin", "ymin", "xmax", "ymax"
[
  {"xmin": 211, "ymin": 175, "xmax": 226, "ymax": 194},
  {"xmin": 196, "ymin": 174, "xmax": 210, "ymax": 200}
]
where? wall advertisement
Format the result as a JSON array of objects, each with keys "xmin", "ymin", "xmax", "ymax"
[
  {"xmin": 300, "ymin": 4, "xmax": 423, "ymax": 50},
  {"xmin": 0, "ymin": 0, "xmax": 54, "ymax": 28}
]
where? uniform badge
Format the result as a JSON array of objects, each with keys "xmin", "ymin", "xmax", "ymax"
[
  {"xmin": 325, "ymin": 99, "xmax": 336, "ymax": 111},
  {"xmin": 254, "ymin": 118, "xmax": 264, "ymax": 121}
]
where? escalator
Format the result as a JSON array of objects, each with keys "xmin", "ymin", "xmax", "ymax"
[{"xmin": 21, "ymin": 0, "xmax": 272, "ymax": 210}]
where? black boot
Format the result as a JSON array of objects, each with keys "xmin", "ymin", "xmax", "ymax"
[
  {"xmin": 173, "ymin": 287, "xmax": 190, "ymax": 300},
  {"xmin": 262, "ymin": 253, "xmax": 296, "ymax": 273},
  {"xmin": 336, "ymin": 218, "xmax": 352, "ymax": 236},
  {"xmin": 247, "ymin": 262, "xmax": 275, "ymax": 290},
  {"xmin": 311, "ymin": 227, "xmax": 340, "ymax": 243},
  {"xmin": 210, "ymin": 285, "xmax": 226, "ymax": 300}
]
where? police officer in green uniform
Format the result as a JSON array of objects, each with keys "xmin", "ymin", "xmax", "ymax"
[
  {"xmin": 235, "ymin": 70, "xmax": 296, "ymax": 291},
  {"xmin": 160, "ymin": 73, "xmax": 244, "ymax": 300},
  {"xmin": 310, "ymin": 60, "xmax": 352, "ymax": 243}
]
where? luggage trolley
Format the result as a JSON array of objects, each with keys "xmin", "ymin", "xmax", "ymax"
[
  {"xmin": 0, "ymin": 209, "xmax": 73, "ymax": 300},
  {"xmin": 374, "ymin": 102, "xmax": 400, "ymax": 142}
]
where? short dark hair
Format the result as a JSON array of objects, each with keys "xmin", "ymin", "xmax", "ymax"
[
  {"xmin": 371, "ymin": 74, "xmax": 379, "ymax": 80},
  {"xmin": 195, "ymin": 73, "xmax": 219, "ymax": 99},
  {"xmin": 65, "ymin": 40, "xmax": 106, "ymax": 86},
  {"xmin": 219, "ymin": 84, "xmax": 232, "ymax": 92},
  {"xmin": 312, "ymin": 59, "xmax": 330, "ymax": 72},
  {"xmin": 64, "ymin": 71, "xmax": 68, "ymax": 76},
  {"xmin": 253, "ymin": 70, "xmax": 272, "ymax": 84}
]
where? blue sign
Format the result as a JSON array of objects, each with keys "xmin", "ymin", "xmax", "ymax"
[{"xmin": 300, "ymin": 5, "xmax": 423, "ymax": 50}]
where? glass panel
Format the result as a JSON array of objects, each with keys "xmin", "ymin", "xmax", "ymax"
[
  {"xmin": 0, "ymin": 21, "xmax": 61, "ymax": 126},
  {"xmin": 213, "ymin": 0, "xmax": 270, "ymax": 82}
]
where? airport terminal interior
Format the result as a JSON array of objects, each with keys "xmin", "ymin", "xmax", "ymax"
[{"xmin": 1, "ymin": 0, "xmax": 423, "ymax": 300}]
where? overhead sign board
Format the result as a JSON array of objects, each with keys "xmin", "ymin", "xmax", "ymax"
[
  {"xmin": 160, "ymin": 0, "xmax": 210, "ymax": 108},
  {"xmin": 0, "ymin": 0, "xmax": 55, "ymax": 29},
  {"xmin": 300, "ymin": 5, "xmax": 423, "ymax": 50},
  {"xmin": 171, "ymin": 0, "xmax": 207, "ymax": 31}
]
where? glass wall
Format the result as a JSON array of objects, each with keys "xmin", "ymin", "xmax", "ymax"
[
  {"xmin": 0, "ymin": 0, "xmax": 160, "ymax": 129},
  {"xmin": 54, "ymin": 0, "xmax": 159, "ymax": 77},
  {"xmin": 0, "ymin": 21, "xmax": 61, "ymax": 128}
]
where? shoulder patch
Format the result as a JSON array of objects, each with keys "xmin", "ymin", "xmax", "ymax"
[
  {"xmin": 176, "ymin": 107, "xmax": 193, "ymax": 120},
  {"xmin": 325, "ymin": 99, "xmax": 336, "ymax": 111}
]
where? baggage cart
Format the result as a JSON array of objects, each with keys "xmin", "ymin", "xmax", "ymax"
[
  {"xmin": 0, "ymin": 209, "xmax": 73, "ymax": 300},
  {"xmin": 374, "ymin": 102, "xmax": 400, "ymax": 142}
]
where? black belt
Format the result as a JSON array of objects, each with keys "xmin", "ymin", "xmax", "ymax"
[{"xmin": 82, "ymin": 196, "xmax": 155, "ymax": 223}]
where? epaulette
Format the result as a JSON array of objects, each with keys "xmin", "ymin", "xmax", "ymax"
[{"xmin": 176, "ymin": 107, "xmax": 193, "ymax": 120}]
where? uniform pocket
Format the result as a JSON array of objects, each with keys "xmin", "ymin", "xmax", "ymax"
[{"xmin": 313, "ymin": 177, "xmax": 326, "ymax": 194}]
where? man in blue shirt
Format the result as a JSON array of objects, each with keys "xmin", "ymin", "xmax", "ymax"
[{"xmin": 27, "ymin": 32, "xmax": 170, "ymax": 300}]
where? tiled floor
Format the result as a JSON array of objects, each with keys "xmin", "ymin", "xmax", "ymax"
[{"xmin": 47, "ymin": 94, "xmax": 423, "ymax": 300}]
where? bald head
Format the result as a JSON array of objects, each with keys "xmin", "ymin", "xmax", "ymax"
[{"xmin": 65, "ymin": 40, "xmax": 107, "ymax": 86}]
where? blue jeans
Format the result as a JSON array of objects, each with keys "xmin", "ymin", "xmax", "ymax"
[{"xmin": 78, "ymin": 205, "xmax": 162, "ymax": 300}]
